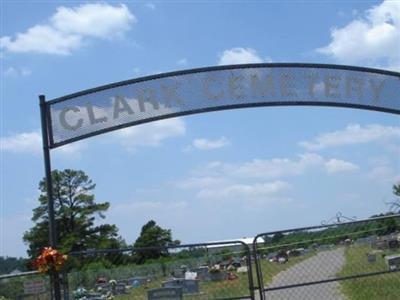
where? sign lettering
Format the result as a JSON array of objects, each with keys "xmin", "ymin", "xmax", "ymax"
[{"xmin": 47, "ymin": 65, "xmax": 400, "ymax": 147}]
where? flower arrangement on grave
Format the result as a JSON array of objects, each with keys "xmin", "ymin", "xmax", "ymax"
[{"xmin": 33, "ymin": 247, "xmax": 68, "ymax": 273}]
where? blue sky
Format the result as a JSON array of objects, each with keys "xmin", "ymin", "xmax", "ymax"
[{"xmin": 1, "ymin": 0, "xmax": 399, "ymax": 257}]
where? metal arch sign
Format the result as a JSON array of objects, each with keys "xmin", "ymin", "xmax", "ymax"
[{"xmin": 45, "ymin": 63, "xmax": 400, "ymax": 148}]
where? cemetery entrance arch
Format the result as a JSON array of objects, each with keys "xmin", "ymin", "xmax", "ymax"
[{"xmin": 39, "ymin": 63, "xmax": 400, "ymax": 299}]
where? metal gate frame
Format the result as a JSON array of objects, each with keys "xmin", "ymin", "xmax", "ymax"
[{"xmin": 252, "ymin": 214, "xmax": 400, "ymax": 300}]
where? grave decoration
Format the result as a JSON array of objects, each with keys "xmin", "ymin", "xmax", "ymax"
[{"xmin": 33, "ymin": 247, "xmax": 68, "ymax": 273}]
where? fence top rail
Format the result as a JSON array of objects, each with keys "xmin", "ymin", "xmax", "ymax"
[
  {"xmin": 252, "ymin": 213, "xmax": 400, "ymax": 246},
  {"xmin": 0, "ymin": 270, "xmax": 40, "ymax": 280},
  {"xmin": 69, "ymin": 239, "xmax": 251, "ymax": 256}
]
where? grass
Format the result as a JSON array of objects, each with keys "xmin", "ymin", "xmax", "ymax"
[{"xmin": 338, "ymin": 245, "xmax": 400, "ymax": 300}]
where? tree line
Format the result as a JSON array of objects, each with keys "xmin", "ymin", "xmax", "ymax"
[
  {"xmin": 19, "ymin": 169, "xmax": 180, "ymax": 270},
  {"xmin": 3, "ymin": 169, "xmax": 400, "ymax": 272}
]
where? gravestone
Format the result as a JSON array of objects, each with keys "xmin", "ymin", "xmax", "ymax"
[
  {"xmin": 162, "ymin": 279, "xmax": 199, "ymax": 294},
  {"xmin": 385, "ymin": 254, "xmax": 400, "ymax": 270},
  {"xmin": 128, "ymin": 277, "xmax": 145, "ymax": 287},
  {"xmin": 148, "ymin": 287, "xmax": 183, "ymax": 300},
  {"xmin": 114, "ymin": 283, "xmax": 127, "ymax": 295},
  {"xmin": 94, "ymin": 283, "xmax": 110, "ymax": 293},
  {"xmin": 367, "ymin": 253, "xmax": 376, "ymax": 263},
  {"xmin": 172, "ymin": 268, "xmax": 184, "ymax": 278},
  {"xmin": 388, "ymin": 239, "xmax": 399, "ymax": 249},
  {"xmin": 193, "ymin": 267, "xmax": 210, "ymax": 281},
  {"xmin": 237, "ymin": 266, "xmax": 248, "ymax": 273},
  {"xmin": 209, "ymin": 271, "xmax": 227, "ymax": 282}
]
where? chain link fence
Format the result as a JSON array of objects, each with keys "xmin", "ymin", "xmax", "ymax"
[
  {"xmin": 253, "ymin": 214, "xmax": 400, "ymax": 300},
  {"xmin": 0, "ymin": 271, "xmax": 58, "ymax": 300},
  {"xmin": 3, "ymin": 215, "xmax": 399, "ymax": 300},
  {"xmin": 63, "ymin": 241, "xmax": 254, "ymax": 300}
]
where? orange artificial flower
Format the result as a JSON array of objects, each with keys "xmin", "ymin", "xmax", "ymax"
[{"xmin": 33, "ymin": 247, "xmax": 68, "ymax": 273}]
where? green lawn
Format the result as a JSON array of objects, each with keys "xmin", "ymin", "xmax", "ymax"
[{"xmin": 338, "ymin": 245, "xmax": 400, "ymax": 300}]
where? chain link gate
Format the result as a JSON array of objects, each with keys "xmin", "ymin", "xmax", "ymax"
[
  {"xmin": 60, "ymin": 241, "xmax": 255, "ymax": 300},
  {"xmin": 252, "ymin": 214, "xmax": 400, "ymax": 300}
]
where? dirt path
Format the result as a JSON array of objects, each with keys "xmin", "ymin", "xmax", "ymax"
[{"xmin": 263, "ymin": 247, "xmax": 347, "ymax": 300}]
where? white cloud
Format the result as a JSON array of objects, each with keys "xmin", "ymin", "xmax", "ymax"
[
  {"xmin": 300, "ymin": 124, "xmax": 400, "ymax": 151},
  {"xmin": 317, "ymin": 0, "xmax": 400, "ymax": 70},
  {"xmin": 175, "ymin": 176, "xmax": 229, "ymax": 189},
  {"xmin": 112, "ymin": 200, "xmax": 187, "ymax": 215},
  {"xmin": 177, "ymin": 58, "xmax": 188, "ymax": 66},
  {"xmin": 0, "ymin": 130, "xmax": 84, "ymax": 156},
  {"xmin": 145, "ymin": 3, "xmax": 156, "ymax": 10},
  {"xmin": 0, "ymin": 3, "xmax": 135, "ymax": 55},
  {"xmin": 211, "ymin": 153, "xmax": 357, "ymax": 178},
  {"xmin": 367, "ymin": 157, "xmax": 400, "ymax": 184},
  {"xmin": 176, "ymin": 153, "xmax": 358, "ymax": 200},
  {"xmin": 218, "ymin": 47, "xmax": 263, "ymax": 65},
  {"xmin": 197, "ymin": 181, "xmax": 291, "ymax": 200},
  {"xmin": 1, "ymin": 131, "xmax": 42, "ymax": 154},
  {"xmin": 113, "ymin": 118, "xmax": 186, "ymax": 152},
  {"xmin": 3, "ymin": 67, "xmax": 31, "ymax": 77},
  {"xmin": 190, "ymin": 137, "xmax": 230, "ymax": 150},
  {"xmin": 132, "ymin": 67, "xmax": 141, "ymax": 75},
  {"xmin": 230, "ymin": 153, "xmax": 324, "ymax": 179},
  {"xmin": 325, "ymin": 159, "xmax": 359, "ymax": 173},
  {"xmin": 368, "ymin": 165, "xmax": 399, "ymax": 183}
]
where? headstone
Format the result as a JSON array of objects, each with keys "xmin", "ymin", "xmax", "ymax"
[
  {"xmin": 185, "ymin": 271, "xmax": 197, "ymax": 280},
  {"xmin": 182, "ymin": 279, "xmax": 199, "ymax": 294},
  {"xmin": 128, "ymin": 277, "xmax": 148, "ymax": 287},
  {"xmin": 94, "ymin": 283, "xmax": 108, "ymax": 291},
  {"xmin": 162, "ymin": 279, "xmax": 199, "ymax": 294},
  {"xmin": 237, "ymin": 266, "xmax": 248, "ymax": 273},
  {"xmin": 367, "ymin": 253, "xmax": 376, "ymax": 263},
  {"xmin": 193, "ymin": 267, "xmax": 210, "ymax": 281},
  {"xmin": 388, "ymin": 239, "xmax": 399, "ymax": 249},
  {"xmin": 385, "ymin": 254, "xmax": 400, "ymax": 270},
  {"xmin": 209, "ymin": 271, "xmax": 226, "ymax": 282},
  {"xmin": 114, "ymin": 283, "xmax": 127, "ymax": 295},
  {"xmin": 172, "ymin": 268, "xmax": 184, "ymax": 278},
  {"xmin": 148, "ymin": 287, "xmax": 183, "ymax": 300}
]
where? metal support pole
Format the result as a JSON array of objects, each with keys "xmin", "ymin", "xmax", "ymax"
[
  {"xmin": 39, "ymin": 95, "xmax": 61, "ymax": 300},
  {"xmin": 253, "ymin": 241, "xmax": 265, "ymax": 300}
]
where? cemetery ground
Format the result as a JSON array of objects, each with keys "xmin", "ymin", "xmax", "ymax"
[
  {"xmin": 2, "ymin": 243, "xmax": 399, "ymax": 300},
  {"xmin": 338, "ymin": 245, "xmax": 400, "ymax": 300},
  {"xmin": 65, "ymin": 251, "xmax": 315, "ymax": 300},
  {"xmin": 109, "ymin": 246, "xmax": 399, "ymax": 300}
]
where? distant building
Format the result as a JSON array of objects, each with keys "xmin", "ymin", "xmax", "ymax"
[{"xmin": 205, "ymin": 237, "xmax": 256, "ymax": 255}]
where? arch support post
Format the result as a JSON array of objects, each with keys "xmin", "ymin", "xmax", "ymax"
[{"xmin": 39, "ymin": 95, "xmax": 61, "ymax": 300}]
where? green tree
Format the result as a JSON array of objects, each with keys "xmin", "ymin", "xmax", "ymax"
[
  {"xmin": 387, "ymin": 183, "xmax": 400, "ymax": 213},
  {"xmin": 23, "ymin": 169, "xmax": 123, "ymax": 258},
  {"xmin": 271, "ymin": 232, "xmax": 284, "ymax": 244},
  {"xmin": 133, "ymin": 220, "xmax": 180, "ymax": 264},
  {"xmin": 0, "ymin": 257, "xmax": 28, "ymax": 275}
]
